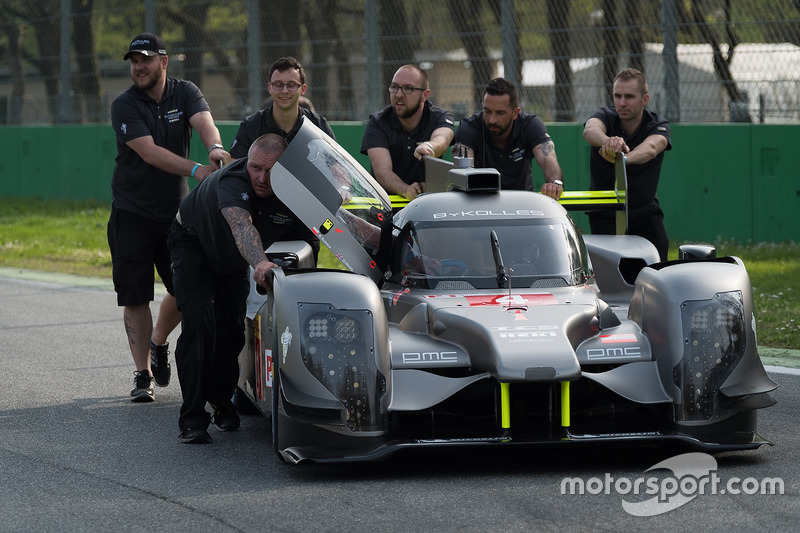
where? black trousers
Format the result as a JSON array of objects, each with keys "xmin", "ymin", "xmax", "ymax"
[{"xmin": 168, "ymin": 222, "xmax": 250, "ymax": 431}]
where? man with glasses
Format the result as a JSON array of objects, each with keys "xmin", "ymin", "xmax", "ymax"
[
  {"xmin": 453, "ymin": 77, "xmax": 564, "ymax": 199},
  {"xmin": 229, "ymin": 57, "xmax": 335, "ymax": 158},
  {"xmin": 361, "ymin": 64, "xmax": 455, "ymax": 200}
]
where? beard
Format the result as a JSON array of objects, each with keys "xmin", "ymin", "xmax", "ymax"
[
  {"xmin": 394, "ymin": 99, "xmax": 421, "ymax": 119},
  {"xmin": 132, "ymin": 65, "xmax": 164, "ymax": 93},
  {"xmin": 487, "ymin": 121, "xmax": 511, "ymax": 139}
]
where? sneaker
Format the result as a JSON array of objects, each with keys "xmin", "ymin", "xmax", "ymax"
[
  {"xmin": 210, "ymin": 400, "xmax": 241, "ymax": 432},
  {"xmin": 179, "ymin": 428, "xmax": 212, "ymax": 444},
  {"xmin": 150, "ymin": 342, "xmax": 171, "ymax": 387},
  {"xmin": 130, "ymin": 370, "xmax": 155, "ymax": 402}
]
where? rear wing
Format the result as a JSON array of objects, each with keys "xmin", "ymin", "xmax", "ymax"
[
  {"xmin": 381, "ymin": 155, "xmax": 630, "ymax": 235},
  {"xmin": 558, "ymin": 155, "xmax": 628, "ymax": 235}
]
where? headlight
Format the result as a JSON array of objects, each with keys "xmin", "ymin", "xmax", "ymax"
[
  {"xmin": 673, "ymin": 291, "xmax": 745, "ymax": 421},
  {"xmin": 299, "ymin": 303, "xmax": 385, "ymax": 431}
]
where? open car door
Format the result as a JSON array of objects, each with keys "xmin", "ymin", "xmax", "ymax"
[{"xmin": 269, "ymin": 119, "xmax": 394, "ymax": 284}]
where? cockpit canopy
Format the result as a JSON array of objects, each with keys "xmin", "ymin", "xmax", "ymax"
[
  {"xmin": 389, "ymin": 211, "xmax": 592, "ymax": 290},
  {"xmin": 270, "ymin": 119, "xmax": 593, "ymax": 290}
]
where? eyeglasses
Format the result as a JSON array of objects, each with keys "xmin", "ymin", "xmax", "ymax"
[
  {"xmin": 388, "ymin": 84, "xmax": 425, "ymax": 95},
  {"xmin": 270, "ymin": 81, "xmax": 302, "ymax": 92}
]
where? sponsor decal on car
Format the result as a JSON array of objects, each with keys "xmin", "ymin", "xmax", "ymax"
[
  {"xmin": 586, "ymin": 346, "xmax": 642, "ymax": 360},
  {"xmin": 318, "ymin": 218, "xmax": 334, "ymax": 235},
  {"xmin": 281, "ymin": 327, "xmax": 292, "ymax": 364},
  {"xmin": 491, "ymin": 324, "xmax": 559, "ymax": 342},
  {"xmin": 265, "ymin": 349, "xmax": 273, "ymax": 389},
  {"xmin": 600, "ymin": 333, "xmax": 638, "ymax": 343},
  {"xmin": 255, "ymin": 318, "xmax": 263, "ymax": 400},
  {"xmin": 424, "ymin": 293, "xmax": 557, "ymax": 306},
  {"xmin": 432, "ymin": 209, "xmax": 544, "ymax": 219},
  {"xmin": 401, "ymin": 351, "xmax": 459, "ymax": 364}
]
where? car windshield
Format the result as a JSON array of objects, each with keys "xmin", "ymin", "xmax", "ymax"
[{"xmin": 392, "ymin": 217, "xmax": 591, "ymax": 290}]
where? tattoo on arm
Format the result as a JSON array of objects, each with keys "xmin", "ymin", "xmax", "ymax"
[
  {"xmin": 539, "ymin": 141, "xmax": 555, "ymax": 156},
  {"xmin": 222, "ymin": 206, "xmax": 268, "ymax": 268}
]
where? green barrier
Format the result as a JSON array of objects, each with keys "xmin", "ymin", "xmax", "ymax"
[{"xmin": 0, "ymin": 122, "xmax": 798, "ymax": 243}]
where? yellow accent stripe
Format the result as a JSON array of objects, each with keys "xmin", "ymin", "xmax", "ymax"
[
  {"xmin": 559, "ymin": 190, "xmax": 624, "ymax": 204},
  {"xmin": 561, "ymin": 381, "xmax": 570, "ymax": 427},
  {"xmin": 348, "ymin": 191, "xmax": 625, "ymax": 211},
  {"xmin": 389, "ymin": 195, "xmax": 409, "ymax": 209},
  {"xmin": 500, "ymin": 382, "xmax": 511, "ymax": 429}
]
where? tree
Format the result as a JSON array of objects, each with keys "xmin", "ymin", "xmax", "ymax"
[
  {"xmin": 165, "ymin": 2, "xmax": 212, "ymax": 89},
  {"xmin": 449, "ymin": 0, "xmax": 495, "ymax": 110},
  {"xmin": 378, "ymin": 2, "xmax": 413, "ymax": 89},
  {"xmin": 304, "ymin": 0, "xmax": 354, "ymax": 120},
  {"xmin": 260, "ymin": 0, "xmax": 302, "ymax": 88},
  {"xmin": 3, "ymin": 16, "xmax": 26, "ymax": 124},
  {"xmin": 599, "ymin": 0, "xmax": 621, "ymax": 100},
  {"xmin": 547, "ymin": 0, "xmax": 573, "ymax": 121},
  {"xmin": 682, "ymin": 0, "xmax": 751, "ymax": 122},
  {"xmin": 72, "ymin": 0, "xmax": 102, "ymax": 123},
  {"xmin": 27, "ymin": 1, "xmax": 61, "ymax": 122}
]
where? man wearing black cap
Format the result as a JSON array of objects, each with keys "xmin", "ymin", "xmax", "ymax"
[{"xmin": 109, "ymin": 32, "xmax": 231, "ymax": 403}]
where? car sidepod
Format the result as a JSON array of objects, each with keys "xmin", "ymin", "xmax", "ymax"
[
  {"xmin": 629, "ymin": 256, "xmax": 777, "ymax": 446},
  {"xmin": 264, "ymin": 268, "xmax": 391, "ymax": 463}
]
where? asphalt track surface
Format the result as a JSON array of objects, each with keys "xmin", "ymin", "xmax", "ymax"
[{"xmin": 1, "ymin": 268, "xmax": 798, "ymax": 532}]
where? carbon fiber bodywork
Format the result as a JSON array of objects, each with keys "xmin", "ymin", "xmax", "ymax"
[{"xmin": 236, "ymin": 120, "xmax": 777, "ymax": 463}]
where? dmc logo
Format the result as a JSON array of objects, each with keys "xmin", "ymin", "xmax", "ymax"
[
  {"xmin": 401, "ymin": 351, "xmax": 458, "ymax": 364},
  {"xmin": 586, "ymin": 346, "xmax": 642, "ymax": 359}
]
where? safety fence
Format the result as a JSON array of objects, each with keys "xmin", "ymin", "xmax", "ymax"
[{"xmin": 3, "ymin": 0, "xmax": 800, "ymax": 125}]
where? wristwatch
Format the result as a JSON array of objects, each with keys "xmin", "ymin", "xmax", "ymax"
[
  {"xmin": 207, "ymin": 143, "xmax": 224, "ymax": 153},
  {"xmin": 552, "ymin": 179, "xmax": 563, "ymax": 187}
]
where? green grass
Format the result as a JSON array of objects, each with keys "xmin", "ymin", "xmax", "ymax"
[
  {"xmin": 714, "ymin": 241, "xmax": 800, "ymax": 350},
  {"xmin": 0, "ymin": 197, "xmax": 112, "ymax": 277},
  {"xmin": 1, "ymin": 196, "xmax": 798, "ymax": 349}
]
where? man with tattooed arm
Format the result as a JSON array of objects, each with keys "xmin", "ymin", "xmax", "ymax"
[
  {"xmin": 453, "ymin": 77, "xmax": 564, "ymax": 199},
  {"xmin": 167, "ymin": 134, "xmax": 318, "ymax": 444}
]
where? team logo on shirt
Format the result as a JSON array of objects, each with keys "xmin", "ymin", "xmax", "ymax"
[
  {"xmin": 164, "ymin": 109, "xmax": 183, "ymax": 123},
  {"xmin": 121, "ymin": 123, "xmax": 127, "ymax": 135},
  {"xmin": 241, "ymin": 192, "xmax": 250, "ymax": 201}
]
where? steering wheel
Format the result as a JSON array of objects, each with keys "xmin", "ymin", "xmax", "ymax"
[{"xmin": 438, "ymin": 259, "xmax": 469, "ymax": 276}]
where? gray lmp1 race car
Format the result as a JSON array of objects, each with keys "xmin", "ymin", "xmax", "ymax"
[{"xmin": 236, "ymin": 120, "xmax": 777, "ymax": 464}]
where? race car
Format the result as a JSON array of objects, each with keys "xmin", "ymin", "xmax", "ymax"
[{"xmin": 236, "ymin": 119, "xmax": 777, "ymax": 463}]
